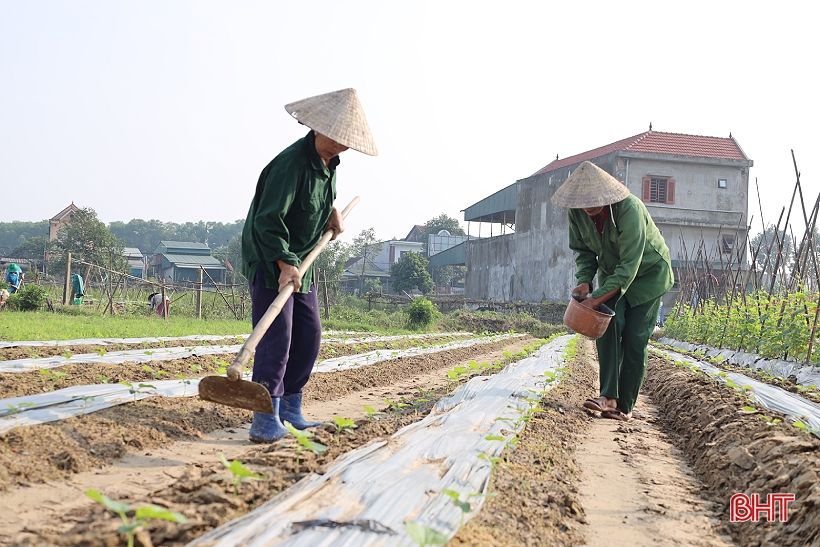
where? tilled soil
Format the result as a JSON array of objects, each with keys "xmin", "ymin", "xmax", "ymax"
[
  {"xmin": 0, "ymin": 337, "xmax": 531, "ymax": 492},
  {"xmin": 4, "ymin": 337, "xmax": 539, "ymax": 547},
  {"xmin": 451, "ymin": 338, "xmax": 593, "ymax": 547},
  {"xmin": 643, "ymin": 354, "xmax": 820, "ymax": 546},
  {"xmin": 0, "ymin": 334, "xmax": 471, "ymax": 399}
]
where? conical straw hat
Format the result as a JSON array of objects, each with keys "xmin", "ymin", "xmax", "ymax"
[
  {"xmin": 285, "ymin": 88, "xmax": 378, "ymax": 156},
  {"xmin": 550, "ymin": 161, "xmax": 630, "ymax": 208}
]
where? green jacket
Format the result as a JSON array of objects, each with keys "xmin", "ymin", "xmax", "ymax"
[
  {"xmin": 568, "ymin": 194, "xmax": 673, "ymax": 307},
  {"xmin": 241, "ymin": 131, "xmax": 337, "ymax": 293}
]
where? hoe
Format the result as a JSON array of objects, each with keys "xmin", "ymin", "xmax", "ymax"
[{"xmin": 199, "ymin": 197, "xmax": 360, "ymax": 413}]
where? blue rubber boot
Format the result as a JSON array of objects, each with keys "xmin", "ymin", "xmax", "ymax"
[
  {"xmin": 279, "ymin": 392, "xmax": 322, "ymax": 429},
  {"xmin": 249, "ymin": 398, "xmax": 289, "ymax": 443}
]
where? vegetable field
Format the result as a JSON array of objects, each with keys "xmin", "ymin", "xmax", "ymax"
[{"xmin": 1, "ymin": 327, "xmax": 819, "ymax": 546}]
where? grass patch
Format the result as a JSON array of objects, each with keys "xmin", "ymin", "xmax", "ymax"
[{"xmin": 0, "ymin": 312, "xmax": 252, "ymax": 341}]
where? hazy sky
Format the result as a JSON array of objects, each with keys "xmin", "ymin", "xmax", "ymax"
[{"xmin": 1, "ymin": 1, "xmax": 818, "ymax": 243}]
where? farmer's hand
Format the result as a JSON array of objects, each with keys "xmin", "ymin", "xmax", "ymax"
[
  {"xmin": 572, "ymin": 283, "xmax": 591, "ymax": 300},
  {"xmin": 325, "ymin": 207, "xmax": 344, "ymax": 241},
  {"xmin": 277, "ymin": 261, "xmax": 302, "ymax": 292},
  {"xmin": 581, "ymin": 287, "xmax": 621, "ymax": 310}
]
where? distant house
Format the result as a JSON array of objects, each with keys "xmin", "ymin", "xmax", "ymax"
[
  {"xmin": 49, "ymin": 203, "xmax": 80, "ymax": 241},
  {"xmin": 447, "ymin": 128, "xmax": 752, "ymax": 312},
  {"xmin": 123, "ymin": 247, "xmax": 147, "ymax": 279},
  {"xmin": 343, "ymin": 237, "xmax": 425, "ymax": 294},
  {"xmin": 152, "ymin": 241, "xmax": 226, "ymax": 284}
]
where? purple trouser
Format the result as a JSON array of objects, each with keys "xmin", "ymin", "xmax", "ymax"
[{"xmin": 250, "ymin": 267, "xmax": 322, "ymax": 398}]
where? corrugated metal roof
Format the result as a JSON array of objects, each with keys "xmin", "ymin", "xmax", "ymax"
[
  {"xmin": 462, "ymin": 183, "xmax": 516, "ymax": 223},
  {"xmin": 162, "ymin": 254, "xmax": 225, "ymax": 268},
  {"xmin": 428, "ymin": 242, "xmax": 466, "ymax": 267}
]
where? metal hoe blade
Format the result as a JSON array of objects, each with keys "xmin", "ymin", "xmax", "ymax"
[{"xmin": 199, "ymin": 376, "xmax": 274, "ymax": 414}]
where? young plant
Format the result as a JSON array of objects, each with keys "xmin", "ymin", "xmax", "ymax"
[
  {"xmin": 384, "ymin": 397, "xmax": 410, "ymax": 419},
  {"xmin": 218, "ymin": 453, "xmax": 265, "ymax": 496},
  {"xmin": 405, "ymin": 520, "xmax": 447, "ymax": 547},
  {"xmin": 6, "ymin": 402, "xmax": 35, "ymax": 428},
  {"xmin": 283, "ymin": 421, "xmax": 328, "ymax": 465},
  {"xmin": 40, "ymin": 369, "xmax": 67, "ymax": 391},
  {"xmin": 329, "ymin": 415, "xmax": 358, "ymax": 443},
  {"xmin": 142, "ymin": 365, "xmax": 168, "ymax": 380},
  {"xmin": 176, "ymin": 374, "xmax": 192, "ymax": 397},
  {"xmin": 81, "ymin": 396, "xmax": 96, "ymax": 415},
  {"xmin": 95, "ymin": 347, "xmax": 108, "ymax": 356},
  {"xmin": 486, "ymin": 434, "xmax": 520, "ymax": 463},
  {"xmin": 441, "ymin": 489, "xmax": 471, "ymax": 530},
  {"xmin": 119, "ymin": 382, "xmax": 156, "ymax": 404},
  {"xmin": 85, "ymin": 489, "xmax": 188, "ymax": 547},
  {"xmin": 97, "ymin": 375, "xmax": 109, "ymax": 384},
  {"xmin": 363, "ymin": 405, "xmax": 384, "ymax": 420},
  {"xmin": 60, "ymin": 350, "xmax": 73, "ymax": 360}
]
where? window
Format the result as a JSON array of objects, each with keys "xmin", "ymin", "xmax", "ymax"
[
  {"xmin": 721, "ymin": 235, "xmax": 735, "ymax": 254},
  {"xmin": 399, "ymin": 250, "xmax": 409, "ymax": 259},
  {"xmin": 718, "ymin": 178, "xmax": 727, "ymax": 189},
  {"xmin": 641, "ymin": 177, "xmax": 676, "ymax": 204}
]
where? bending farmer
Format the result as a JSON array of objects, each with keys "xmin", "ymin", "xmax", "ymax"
[
  {"xmin": 5, "ymin": 263, "xmax": 23, "ymax": 293},
  {"xmin": 551, "ymin": 161, "xmax": 673, "ymax": 421},
  {"xmin": 240, "ymin": 89, "xmax": 377, "ymax": 443}
]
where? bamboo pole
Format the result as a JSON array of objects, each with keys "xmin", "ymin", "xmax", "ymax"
[{"xmin": 63, "ymin": 252, "xmax": 72, "ymax": 305}]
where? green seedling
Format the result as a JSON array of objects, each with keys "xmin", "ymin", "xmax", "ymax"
[
  {"xmin": 441, "ymin": 489, "xmax": 471, "ymax": 529},
  {"xmin": 119, "ymin": 382, "xmax": 156, "ymax": 403},
  {"xmin": 81, "ymin": 396, "xmax": 96, "ymax": 415},
  {"xmin": 477, "ymin": 452, "xmax": 503, "ymax": 472},
  {"xmin": 283, "ymin": 421, "xmax": 328, "ymax": 465},
  {"xmin": 219, "ymin": 452, "xmax": 265, "ymax": 496},
  {"xmin": 142, "ymin": 365, "xmax": 168, "ymax": 380},
  {"xmin": 190, "ymin": 364, "xmax": 203, "ymax": 373},
  {"xmin": 405, "ymin": 520, "xmax": 447, "ymax": 547},
  {"xmin": 6, "ymin": 402, "xmax": 35, "ymax": 428},
  {"xmin": 97, "ymin": 375, "xmax": 109, "ymax": 384},
  {"xmin": 85, "ymin": 489, "xmax": 187, "ymax": 547},
  {"xmin": 94, "ymin": 347, "xmax": 108, "ymax": 356},
  {"xmin": 363, "ymin": 405, "xmax": 384, "ymax": 420},
  {"xmin": 468, "ymin": 360, "xmax": 481, "ymax": 370},
  {"xmin": 759, "ymin": 415, "xmax": 782, "ymax": 426},
  {"xmin": 40, "ymin": 369, "xmax": 68, "ymax": 390},
  {"xmin": 384, "ymin": 398, "xmax": 410, "ymax": 418},
  {"xmin": 60, "ymin": 351, "xmax": 73, "ymax": 360},
  {"xmin": 741, "ymin": 405, "xmax": 757, "ymax": 413},
  {"xmin": 486, "ymin": 434, "xmax": 520, "ymax": 462},
  {"xmin": 143, "ymin": 350, "xmax": 154, "ymax": 355},
  {"xmin": 329, "ymin": 416, "xmax": 358, "ymax": 443},
  {"xmin": 176, "ymin": 374, "xmax": 192, "ymax": 397}
]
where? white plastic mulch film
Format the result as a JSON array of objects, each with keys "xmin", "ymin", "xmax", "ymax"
[
  {"xmin": 186, "ymin": 335, "xmax": 573, "ymax": 547},
  {"xmin": 0, "ymin": 333, "xmax": 476, "ymax": 373},
  {"xmin": 652, "ymin": 344, "xmax": 820, "ymax": 437},
  {"xmin": 0, "ymin": 334, "xmax": 516, "ymax": 434}
]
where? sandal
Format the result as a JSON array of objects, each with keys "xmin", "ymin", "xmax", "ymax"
[
  {"xmin": 583, "ymin": 396, "xmax": 617, "ymax": 413},
  {"xmin": 601, "ymin": 409, "xmax": 632, "ymax": 422}
]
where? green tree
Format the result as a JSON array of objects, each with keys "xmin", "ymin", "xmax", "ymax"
[
  {"xmin": 391, "ymin": 252, "xmax": 434, "ymax": 294},
  {"xmin": 352, "ymin": 228, "xmax": 381, "ymax": 296},
  {"xmin": 213, "ymin": 232, "xmax": 246, "ymax": 284},
  {"xmin": 314, "ymin": 239, "xmax": 351, "ymax": 303},
  {"xmin": 750, "ymin": 225, "xmax": 792, "ymax": 279},
  {"xmin": 0, "ymin": 220, "xmax": 49, "ymax": 256},
  {"xmin": 10, "ymin": 236, "xmax": 54, "ymax": 268},
  {"xmin": 54, "ymin": 207, "xmax": 126, "ymax": 273},
  {"xmin": 423, "ymin": 213, "xmax": 466, "ymax": 236}
]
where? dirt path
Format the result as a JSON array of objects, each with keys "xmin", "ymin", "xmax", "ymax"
[
  {"xmin": 1, "ymin": 337, "xmax": 536, "ymax": 546},
  {"xmin": 454, "ymin": 338, "xmax": 734, "ymax": 547},
  {"xmin": 576, "ymin": 394, "xmax": 732, "ymax": 547}
]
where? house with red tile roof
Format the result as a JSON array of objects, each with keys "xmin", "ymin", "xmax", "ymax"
[{"xmin": 443, "ymin": 129, "xmax": 753, "ymax": 313}]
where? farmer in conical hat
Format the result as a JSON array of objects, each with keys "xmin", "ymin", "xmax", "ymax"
[
  {"xmin": 551, "ymin": 161, "xmax": 673, "ymax": 421},
  {"xmin": 241, "ymin": 88, "xmax": 377, "ymax": 442},
  {"xmin": 5, "ymin": 263, "xmax": 23, "ymax": 294}
]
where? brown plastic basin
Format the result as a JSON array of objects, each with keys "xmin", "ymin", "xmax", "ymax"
[{"xmin": 563, "ymin": 296, "xmax": 615, "ymax": 339}]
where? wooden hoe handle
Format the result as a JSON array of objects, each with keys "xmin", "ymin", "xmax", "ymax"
[{"xmin": 226, "ymin": 196, "xmax": 361, "ymax": 381}]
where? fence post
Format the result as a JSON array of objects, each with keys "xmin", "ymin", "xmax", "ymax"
[
  {"xmin": 109, "ymin": 252, "xmax": 114, "ymax": 316},
  {"xmin": 161, "ymin": 279, "xmax": 167, "ymax": 322},
  {"xmin": 63, "ymin": 252, "xmax": 72, "ymax": 305},
  {"xmin": 197, "ymin": 267, "xmax": 203, "ymax": 319},
  {"xmin": 322, "ymin": 269, "xmax": 330, "ymax": 320}
]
